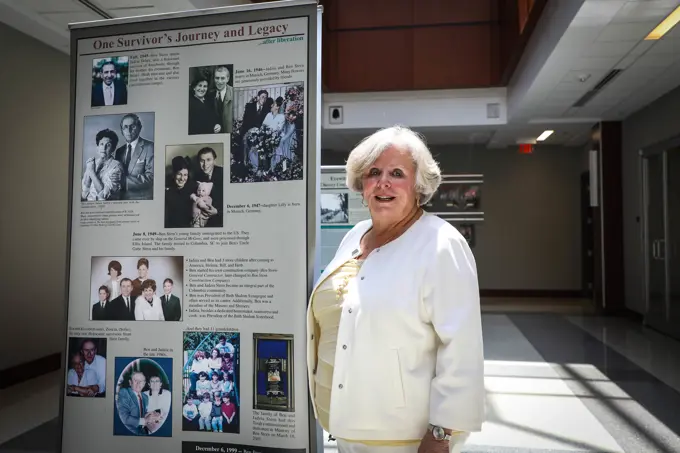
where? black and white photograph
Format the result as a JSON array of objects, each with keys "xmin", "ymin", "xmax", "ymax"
[
  {"xmin": 188, "ymin": 65, "xmax": 233, "ymax": 135},
  {"xmin": 165, "ymin": 143, "xmax": 224, "ymax": 229},
  {"xmin": 230, "ymin": 81, "xmax": 304, "ymax": 183},
  {"xmin": 320, "ymin": 193, "xmax": 349, "ymax": 224},
  {"xmin": 89, "ymin": 256, "xmax": 183, "ymax": 322},
  {"xmin": 65, "ymin": 337, "xmax": 107, "ymax": 398},
  {"xmin": 91, "ymin": 57, "xmax": 129, "ymax": 108},
  {"xmin": 81, "ymin": 112, "xmax": 155, "ymax": 202},
  {"xmin": 113, "ymin": 357, "xmax": 173, "ymax": 437},
  {"xmin": 182, "ymin": 331, "xmax": 240, "ymax": 433}
]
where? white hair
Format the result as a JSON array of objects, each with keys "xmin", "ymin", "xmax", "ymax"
[{"xmin": 345, "ymin": 125, "xmax": 442, "ymax": 205}]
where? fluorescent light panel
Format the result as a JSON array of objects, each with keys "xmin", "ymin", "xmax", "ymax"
[
  {"xmin": 645, "ymin": 5, "xmax": 680, "ymax": 40},
  {"xmin": 536, "ymin": 130, "xmax": 554, "ymax": 141}
]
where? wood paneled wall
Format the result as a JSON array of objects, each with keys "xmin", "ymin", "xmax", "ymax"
[{"xmin": 319, "ymin": 0, "xmax": 547, "ymax": 93}]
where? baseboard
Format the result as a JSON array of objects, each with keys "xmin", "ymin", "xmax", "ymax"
[
  {"xmin": 480, "ymin": 289, "xmax": 585, "ymax": 298},
  {"xmin": 0, "ymin": 353, "xmax": 62, "ymax": 389}
]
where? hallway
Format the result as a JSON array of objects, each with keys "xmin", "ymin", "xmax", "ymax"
[{"xmin": 3, "ymin": 312, "xmax": 679, "ymax": 453}]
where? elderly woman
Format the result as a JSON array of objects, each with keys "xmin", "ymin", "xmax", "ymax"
[
  {"xmin": 81, "ymin": 128, "xmax": 124, "ymax": 201},
  {"xmin": 307, "ymin": 126, "xmax": 484, "ymax": 453}
]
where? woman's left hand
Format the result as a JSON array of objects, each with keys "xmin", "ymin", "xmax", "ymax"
[{"xmin": 417, "ymin": 433, "xmax": 449, "ymax": 453}]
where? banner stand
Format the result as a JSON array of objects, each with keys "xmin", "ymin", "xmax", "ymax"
[{"xmin": 61, "ymin": 1, "xmax": 322, "ymax": 452}]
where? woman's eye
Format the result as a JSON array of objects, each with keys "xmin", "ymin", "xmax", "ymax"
[{"xmin": 393, "ymin": 169, "xmax": 403, "ymax": 177}]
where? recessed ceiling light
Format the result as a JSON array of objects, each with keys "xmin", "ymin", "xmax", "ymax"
[
  {"xmin": 536, "ymin": 130, "xmax": 554, "ymax": 141},
  {"xmin": 645, "ymin": 5, "xmax": 680, "ymax": 40}
]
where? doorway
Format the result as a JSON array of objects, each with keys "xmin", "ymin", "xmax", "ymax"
[{"xmin": 642, "ymin": 147, "xmax": 680, "ymax": 340}]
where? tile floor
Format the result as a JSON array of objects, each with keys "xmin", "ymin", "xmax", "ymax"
[{"xmin": 2, "ymin": 311, "xmax": 680, "ymax": 453}]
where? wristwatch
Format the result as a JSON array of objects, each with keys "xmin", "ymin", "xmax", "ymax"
[{"xmin": 428, "ymin": 424, "xmax": 451, "ymax": 441}]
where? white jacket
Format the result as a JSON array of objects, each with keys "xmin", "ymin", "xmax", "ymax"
[{"xmin": 306, "ymin": 213, "xmax": 485, "ymax": 441}]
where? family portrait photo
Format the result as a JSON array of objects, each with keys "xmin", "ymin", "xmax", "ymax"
[
  {"xmin": 89, "ymin": 256, "xmax": 183, "ymax": 322},
  {"xmin": 188, "ymin": 65, "xmax": 233, "ymax": 135},
  {"xmin": 320, "ymin": 193, "xmax": 349, "ymax": 224},
  {"xmin": 91, "ymin": 56, "xmax": 129, "ymax": 108},
  {"xmin": 113, "ymin": 357, "xmax": 173, "ymax": 437},
  {"xmin": 253, "ymin": 333, "xmax": 295, "ymax": 413},
  {"xmin": 165, "ymin": 143, "xmax": 224, "ymax": 229},
  {"xmin": 81, "ymin": 112, "xmax": 155, "ymax": 202},
  {"xmin": 230, "ymin": 81, "xmax": 305, "ymax": 183},
  {"xmin": 182, "ymin": 331, "xmax": 240, "ymax": 433},
  {"xmin": 65, "ymin": 337, "xmax": 107, "ymax": 398}
]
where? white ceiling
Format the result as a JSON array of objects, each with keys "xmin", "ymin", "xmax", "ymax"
[
  {"xmin": 1, "ymin": 0, "xmax": 679, "ymax": 149},
  {"xmin": 495, "ymin": 0, "xmax": 680, "ymax": 148}
]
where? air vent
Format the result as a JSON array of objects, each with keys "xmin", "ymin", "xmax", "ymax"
[{"xmin": 572, "ymin": 69, "xmax": 623, "ymax": 107}]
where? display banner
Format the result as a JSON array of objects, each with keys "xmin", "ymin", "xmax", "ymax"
[
  {"xmin": 61, "ymin": 2, "xmax": 321, "ymax": 452},
  {"xmin": 319, "ymin": 166, "xmax": 369, "ymax": 273}
]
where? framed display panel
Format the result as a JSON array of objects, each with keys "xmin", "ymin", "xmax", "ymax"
[
  {"xmin": 253, "ymin": 333, "xmax": 295, "ymax": 412},
  {"xmin": 61, "ymin": 2, "xmax": 322, "ymax": 453}
]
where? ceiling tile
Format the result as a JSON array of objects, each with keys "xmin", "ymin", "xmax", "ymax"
[
  {"xmin": 18, "ymin": 0, "xmax": 83, "ymax": 13},
  {"xmin": 577, "ymin": 1, "xmax": 626, "ymax": 18},
  {"xmin": 596, "ymin": 21, "xmax": 660, "ymax": 41},
  {"xmin": 40, "ymin": 11, "xmax": 103, "ymax": 29},
  {"xmin": 581, "ymin": 40, "xmax": 639, "ymax": 57},
  {"xmin": 634, "ymin": 52, "xmax": 676, "ymax": 68},
  {"xmin": 610, "ymin": 1, "xmax": 677, "ymax": 23},
  {"xmin": 646, "ymin": 36, "xmax": 680, "ymax": 54}
]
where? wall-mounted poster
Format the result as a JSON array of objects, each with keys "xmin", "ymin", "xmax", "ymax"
[
  {"xmin": 253, "ymin": 333, "xmax": 294, "ymax": 412},
  {"xmin": 456, "ymin": 223, "xmax": 475, "ymax": 247}
]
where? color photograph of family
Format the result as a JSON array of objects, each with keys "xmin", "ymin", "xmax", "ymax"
[
  {"xmin": 165, "ymin": 143, "xmax": 224, "ymax": 229},
  {"xmin": 188, "ymin": 64, "xmax": 233, "ymax": 135},
  {"xmin": 65, "ymin": 337, "xmax": 107, "ymax": 398},
  {"xmin": 230, "ymin": 81, "xmax": 304, "ymax": 183},
  {"xmin": 113, "ymin": 357, "xmax": 173, "ymax": 437},
  {"xmin": 182, "ymin": 331, "xmax": 240, "ymax": 434},
  {"xmin": 89, "ymin": 256, "xmax": 183, "ymax": 321},
  {"xmin": 81, "ymin": 112, "xmax": 155, "ymax": 202}
]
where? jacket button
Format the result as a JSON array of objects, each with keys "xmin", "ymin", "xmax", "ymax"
[
  {"xmin": 361, "ymin": 276, "xmax": 365, "ymax": 280},
  {"xmin": 338, "ymin": 384, "xmax": 343, "ymax": 389},
  {"xmin": 310, "ymin": 334, "xmax": 314, "ymax": 340},
  {"xmin": 342, "ymin": 345, "xmax": 347, "ymax": 350},
  {"xmin": 348, "ymin": 308, "xmax": 352, "ymax": 313}
]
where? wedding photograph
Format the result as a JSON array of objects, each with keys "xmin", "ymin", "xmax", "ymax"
[
  {"xmin": 230, "ymin": 81, "xmax": 305, "ymax": 183},
  {"xmin": 188, "ymin": 64, "xmax": 234, "ymax": 135}
]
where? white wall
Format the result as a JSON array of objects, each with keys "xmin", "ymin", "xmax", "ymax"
[
  {"xmin": 0, "ymin": 23, "xmax": 70, "ymax": 369},
  {"xmin": 622, "ymin": 85, "xmax": 680, "ymax": 314},
  {"xmin": 323, "ymin": 144, "xmax": 586, "ymax": 291}
]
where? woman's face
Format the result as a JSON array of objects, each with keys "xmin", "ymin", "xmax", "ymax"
[
  {"xmin": 362, "ymin": 146, "xmax": 418, "ymax": 224},
  {"xmin": 149, "ymin": 376, "xmax": 161, "ymax": 393},
  {"xmin": 99, "ymin": 289, "xmax": 108, "ymax": 301},
  {"xmin": 212, "ymin": 350, "xmax": 218, "ymax": 358},
  {"xmin": 97, "ymin": 137, "xmax": 114, "ymax": 159},
  {"xmin": 175, "ymin": 169, "xmax": 188, "ymax": 189},
  {"xmin": 194, "ymin": 80, "xmax": 208, "ymax": 98},
  {"xmin": 109, "ymin": 268, "xmax": 119, "ymax": 278},
  {"xmin": 142, "ymin": 286, "xmax": 154, "ymax": 300},
  {"xmin": 270, "ymin": 102, "xmax": 279, "ymax": 114},
  {"xmin": 138, "ymin": 264, "xmax": 148, "ymax": 279}
]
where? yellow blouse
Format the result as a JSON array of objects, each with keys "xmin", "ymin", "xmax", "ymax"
[{"xmin": 311, "ymin": 258, "xmax": 420, "ymax": 446}]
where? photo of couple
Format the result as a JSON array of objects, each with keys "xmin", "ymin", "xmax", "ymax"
[
  {"xmin": 164, "ymin": 143, "xmax": 224, "ymax": 229},
  {"xmin": 230, "ymin": 81, "xmax": 305, "ymax": 183}
]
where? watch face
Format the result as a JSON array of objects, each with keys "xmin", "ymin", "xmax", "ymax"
[{"xmin": 433, "ymin": 426, "xmax": 445, "ymax": 440}]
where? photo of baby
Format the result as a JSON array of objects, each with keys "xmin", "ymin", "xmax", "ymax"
[{"xmin": 164, "ymin": 143, "xmax": 224, "ymax": 229}]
